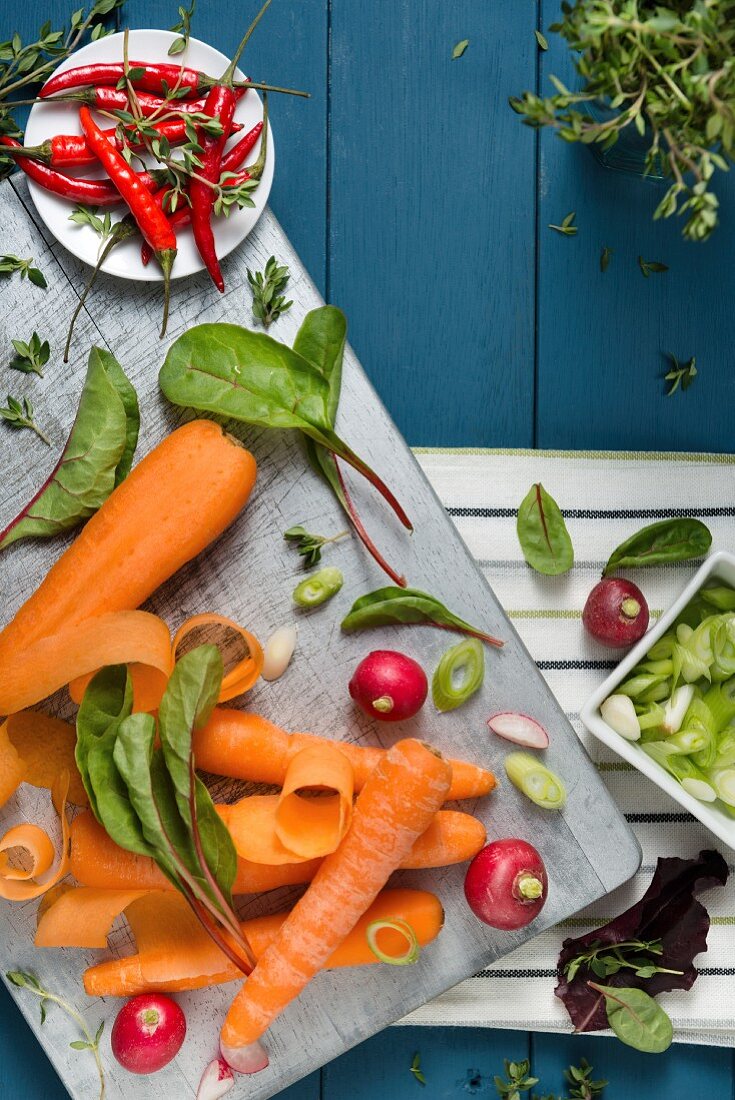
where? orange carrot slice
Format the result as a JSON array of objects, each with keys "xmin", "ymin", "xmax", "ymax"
[
  {"xmin": 218, "ymin": 797, "xmax": 308, "ymax": 866},
  {"xmin": 220, "ymin": 739, "xmax": 451, "ymax": 1055},
  {"xmin": 0, "ymin": 721, "xmax": 25, "ymax": 810},
  {"xmin": 172, "ymin": 614, "xmax": 263, "ymax": 702},
  {"xmin": 194, "ymin": 708, "xmax": 496, "ymax": 802},
  {"xmin": 0, "ymin": 610, "xmax": 172, "ymax": 715},
  {"xmin": 35, "ymin": 886, "xmax": 152, "ymax": 948},
  {"xmin": 4, "ymin": 712, "xmax": 87, "ymax": 807},
  {"xmin": 82, "ymin": 888, "xmax": 444, "ymax": 998},
  {"xmin": 275, "ymin": 746, "xmax": 353, "ymax": 858},
  {"xmin": 0, "ymin": 772, "xmax": 71, "ymax": 901}
]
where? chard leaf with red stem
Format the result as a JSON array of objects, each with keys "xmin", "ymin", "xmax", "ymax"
[{"xmin": 555, "ymin": 849, "xmax": 728, "ymax": 1032}]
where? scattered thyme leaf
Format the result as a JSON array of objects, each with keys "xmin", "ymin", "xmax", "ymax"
[
  {"xmin": 0, "ymin": 394, "xmax": 49, "ymax": 443},
  {"xmin": 7, "ymin": 970, "xmax": 105, "ymax": 1099},
  {"xmin": 565, "ymin": 1058, "xmax": 608, "ymax": 1099},
  {"xmin": 9, "ymin": 331, "xmax": 50, "ymax": 377},
  {"xmin": 664, "ymin": 354, "xmax": 697, "ymax": 396},
  {"xmin": 284, "ymin": 524, "xmax": 350, "ymax": 569},
  {"xmin": 549, "ymin": 212, "xmax": 577, "ymax": 236},
  {"xmin": 452, "ymin": 39, "xmax": 469, "ymax": 59},
  {"xmin": 247, "ymin": 255, "xmax": 292, "ymax": 328},
  {"xmin": 639, "ymin": 256, "xmax": 669, "ymax": 278},
  {"xmin": 0, "ymin": 254, "xmax": 47, "ymax": 287},
  {"xmin": 409, "ymin": 1051, "xmax": 427, "ymax": 1087},
  {"xmin": 535, "ymin": 29, "xmax": 549, "ymax": 50},
  {"xmin": 600, "ymin": 246, "xmax": 612, "ymax": 272}
]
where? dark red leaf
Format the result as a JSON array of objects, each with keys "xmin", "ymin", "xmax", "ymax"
[{"xmin": 555, "ymin": 849, "xmax": 728, "ymax": 1032}]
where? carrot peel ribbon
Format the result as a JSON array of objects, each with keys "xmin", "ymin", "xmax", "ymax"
[{"xmin": 0, "ymin": 771, "xmax": 71, "ymax": 901}]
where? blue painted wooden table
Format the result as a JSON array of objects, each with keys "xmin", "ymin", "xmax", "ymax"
[{"xmin": 2, "ymin": 1, "xmax": 735, "ymax": 1096}]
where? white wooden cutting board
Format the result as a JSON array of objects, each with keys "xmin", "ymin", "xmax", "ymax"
[{"xmin": 0, "ymin": 175, "xmax": 641, "ymax": 1099}]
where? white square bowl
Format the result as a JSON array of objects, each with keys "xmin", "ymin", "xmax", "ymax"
[{"xmin": 581, "ymin": 549, "xmax": 735, "ymax": 852}]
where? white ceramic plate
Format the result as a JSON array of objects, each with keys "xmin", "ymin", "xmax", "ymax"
[
  {"xmin": 581, "ymin": 550, "xmax": 735, "ymax": 852},
  {"xmin": 24, "ymin": 29, "xmax": 274, "ymax": 281}
]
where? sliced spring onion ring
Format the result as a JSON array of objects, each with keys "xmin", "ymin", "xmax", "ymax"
[
  {"xmin": 432, "ymin": 638, "xmax": 485, "ymax": 713},
  {"xmin": 504, "ymin": 752, "xmax": 566, "ymax": 810},
  {"xmin": 293, "ymin": 567, "xmax": 344, "ymax": 609},
  {"xmin": 365, "ymin": 917, "xmax": 421, "ymax": 966}
]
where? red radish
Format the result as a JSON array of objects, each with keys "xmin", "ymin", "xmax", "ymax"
[
  {"xmin": 111, "ymin": 993, "xmax": 186, "ymax": 1075},
  {"xmin": 464, "ymin": 839, "xmax": 547, "ymax": 930},
  {"xmin": 349, "ymin": 650, "xmax": 428, "ymax": 722},
  {"xmin": 487, "ymin": 712, "xmax": 549, "ymax": 749},
  {"xmin": 198, "ymin": 1057, "xmax": 235, "ymax": 1099},
  {"xmin": 582, "ymin": 577, "xmax": 649, "ymax": 649}
]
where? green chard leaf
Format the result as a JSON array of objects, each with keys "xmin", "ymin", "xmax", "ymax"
[
  {"xmin": 603, "ymin": 518, "xmax": 712, "ymax": 575},
  {"xmin": 341, "ymin": 586, "xmax": 502, "ymax": 646},
  {"xmin": 0, "ymin": 346, "xmax": 139, "ymax": 551},
  {"xmin": 158, "ymin": 318, "xmax": 408, "ymax": 533},
  {"xmin": 517, "ymin": 482, "xmax": 574, "ymax": 575},
  {"xmin": 588, "ymin": 983, "xmax": 673, "ymax": 1053}
]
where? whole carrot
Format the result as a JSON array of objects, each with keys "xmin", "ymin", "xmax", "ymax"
[
  {"xmin": 0, "ymin": 137, "xmax": 158, "ymax": 205},
  {"xmin": 219, "ymin": 739, "xmax": 451, "ymax": 1069},
  {"xmin": 79, "ymin": 105, "xmax": 177, "ymax": 335},
  {"xmin": 69, "ymin": 808, "xmax": 485, "ymax": 892},
  {"xmin": 193, "ymin": 708, "xmax": 496, "ymax": 801},
  {"xmin": 0, "ymin": 421, "xmax": 257, "ymax": 663}
]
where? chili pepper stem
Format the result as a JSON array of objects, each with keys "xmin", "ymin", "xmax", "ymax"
[
  {"xmin": 156, "ymin": 248, "xmax": 177, "ymax": 338},
  {"xmin": 221, "ymin": 0, "xmax": 274, "ymax": 87},
  {"xmin": 0, "ymin": 142, "xmax": 50, "ymax": 164}
]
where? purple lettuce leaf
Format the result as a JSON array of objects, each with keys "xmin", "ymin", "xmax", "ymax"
[{"xmin": 555, "ymin": 849, "xmax": 728, "ymax": 1032}]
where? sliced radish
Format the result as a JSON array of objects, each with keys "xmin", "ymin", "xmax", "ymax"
[
  {"xmin": 220, "ymin": 1038, "xmax": 269, "ymax": 1075},
  {"xmin": 487, "ymin": 712, "xmax": 549, "ymax": 749},
  {"xmin": 197, "ymin": 1058, "xmax": 235, "ymax": 1099}
]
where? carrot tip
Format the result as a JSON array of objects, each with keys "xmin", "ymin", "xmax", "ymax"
[{"xmin": 220, "ymin": 1038, "xmax": 269, "ymax": 1075}]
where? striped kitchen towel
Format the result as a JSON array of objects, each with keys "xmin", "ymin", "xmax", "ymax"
[{"xmin": 404, "ymin": 447, "xmax": 735, "ymax": 1046}]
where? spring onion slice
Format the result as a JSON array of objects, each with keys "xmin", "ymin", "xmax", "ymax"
[
  {"xmin": 366, "ymin": 918, "xmax": 420, "ymax": 966},
  {"xmin": 504, "ymin": 751, "xmax": 566, "ymax": 811},
  {"xmin": 432, "ymin": 638, "xmax": 485, "ymax": 713},
  {"xmin": 292, "ymin": 567, "xmax": 344, "ymax": 608}
]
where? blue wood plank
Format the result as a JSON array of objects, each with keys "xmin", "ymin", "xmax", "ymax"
[
  {"xmin": 323, "ymin": 1026, "xmax": 530, "ymax": 1099},
  {"xmin": 328, "ymin": 0, "xmax": 538, "ymax": 447},
  {"xmin": 535, "ymin": 0, "xmax": 735, "ymax": 453},
  {"xmin": 121, "ymin": 0, "xmax": 328, "ymax": 294},
  {"xmin": 0, "ymin": 983, "xmax": 66, "ymax": 1099},
  {"xmin": 532, "ymin": 1031, "xmax": 734, "ymax": 1100}
]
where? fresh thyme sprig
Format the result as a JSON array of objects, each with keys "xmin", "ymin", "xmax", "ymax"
[
  {"xmin": 0, "ymin": 394, "xmax": 49, "ymax": 443},
  {"xmin": 248, "ymin": 255, "xmax": 292, "ymax": 327},
  {"xmin": 0, "ymin": 0, "xmax": 124, "ymax": 175},
  {"xmin": 7, "ymin": 971, "xmax": 105, "ymax": 1100},
  {"xmin": 494, "ymin": 1059, "xmax": 539, "ymax": 1100},
  {"xmin": 510, "ymin": 2, "xmax": 735, "ymax": 240},
  {"xmin": 493, "ymin": 1056, "xmax": 606, "ymax": 1100},
  {"xmin": 0, "ymin": 253, "xmax": 47, "ymax": 288},
  {"xmin": 10, "ymin": 331, "xmax": 50, "ymax": 377},
  {"xmin": 565, "ymin": 1059, "xmax": 607, "ymax": 1100},
  {"xmin": 284, "ymin": 524, "xmax": 350, "ymax": 568},
  {"xmin": 563, "ymin": 937, "xmax": 683, "ymax": 982},
  {"xmin": 68, "ymin": 205, "xmax": 116, "ymax": 257},
  {"xmin": 664, "ymin": 354, "xmax": 697, "ymax": 397},
  {"xmin": 169, "ymin": 0, "xmax": 196, "ymax": 56}
]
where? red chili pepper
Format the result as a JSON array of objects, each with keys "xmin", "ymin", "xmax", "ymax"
[
  {"xmin": 141, "ymin": 121, "xmax": 264, "ymax": 266},
  {"xmin": 0, "ymin": 136, "xmax": 159, "ymax": 205},
  {"xmin": 0, "ymin": 118, "xmax": 245, "ymax": 170},
  {"xmin": 78, "ymin": 107, "xmax": 177, "ymax": 335},
  {"xmin": 58, "ymin": 87, "xmax": 222, "ymax": 118},
  {"xmin": 41, "ymin": 60, "xmax": 211, "ymax": 99}
]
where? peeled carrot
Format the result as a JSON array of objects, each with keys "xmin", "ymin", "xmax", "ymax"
[
  {"xmin": 50, "ymin": 887, "xmax": 442, "ymax": 997},
  {"xmin": 70, "ymin": 807, "xmax": 485, "ymax": 891},
  {"xmin": 0, "ymin": 421, "xmax": 257, "ymax": 664},
  {"xmin": 194, "ymin": 709, "xmax": 495, "ymax": 801},
  {"xmin": 220, "ymin": 739, "xmax": 451, "ymax": 1057}
]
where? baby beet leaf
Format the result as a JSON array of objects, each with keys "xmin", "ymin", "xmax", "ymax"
[
  {"xmin": 517, "ymin": 482, "xmax": 574, "ymax": 575},
  {"xmin": 341, "ymin": 586, "xmax": 503, "ymax": 647},
  {"xmin": 587, "ymin": 983, "xmax": 673, "ymax": 1053},
  {"xmin": 603, "ymin": 517, "xmax": 711, "ymax": 576}
]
